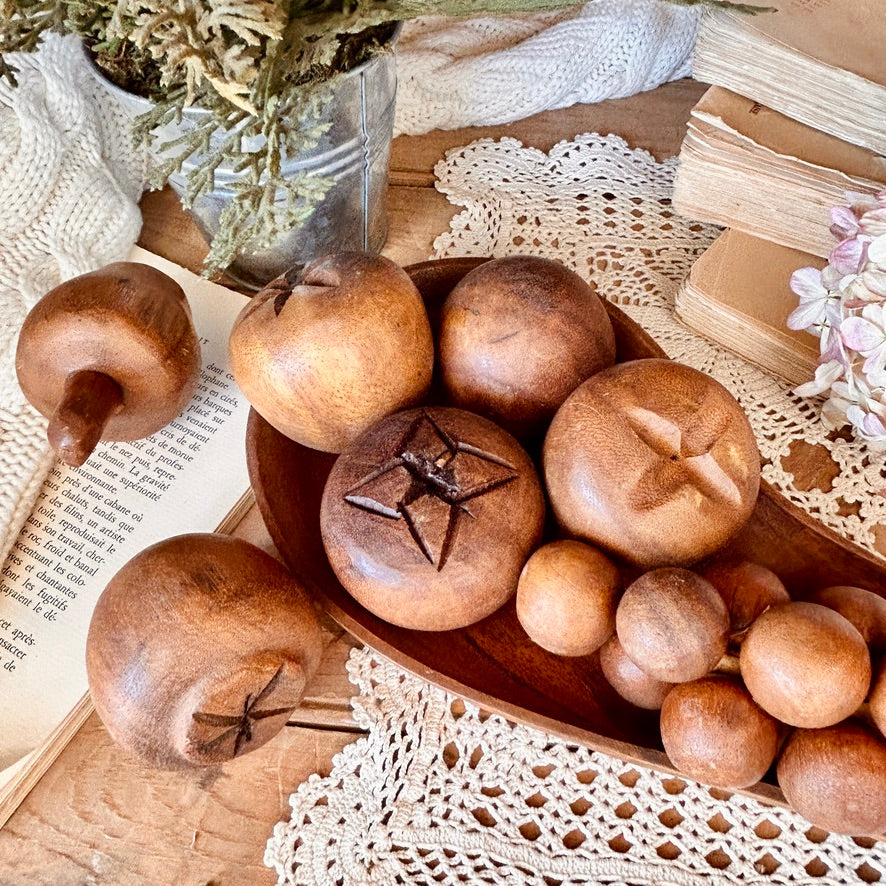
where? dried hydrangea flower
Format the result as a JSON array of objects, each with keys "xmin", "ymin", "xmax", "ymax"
[{"xmin": 790, "ymin": 188, "xmax": 886, "ymax": 450}]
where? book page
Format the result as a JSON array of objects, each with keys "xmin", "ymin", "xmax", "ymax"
[
  {"xmin": 744, "ymin": 0, "xmax": 884, "ymax": 86},
  {"xmin": 693, "ymin": 87, "xmax": 886, "ymax": 184},
  {"xmin": 0, "ymin": 248, "xmax": 252, "ymax": 773}
]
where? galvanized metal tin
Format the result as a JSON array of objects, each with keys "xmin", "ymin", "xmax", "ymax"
[{"xmin": 89, "ymin": 41, "xmax": 398, "ymax": 289}]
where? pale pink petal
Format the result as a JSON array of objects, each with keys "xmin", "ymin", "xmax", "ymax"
[
  {"xmin": 787, "ymin": 299, "xmax": 827, "ymax": 330},
  {"xmin": 841, "ymin": 316, "xmax": 884, "ymax": 351},
  {"xmin": 830, "ymin": 237, "xmax": 866, "ymax": 275},
  {"xmin": 789, "ymin": 266, "xmax": 827, "ymax": 299},
  {"xmin": 867, "ymin": 234, "xmax": 886, "ymax": 265},
  {"xmin": 860, "ymin": 209, "xmax": 886, "ymax": 237},
  {"xmin": 794, "ymin": 359, "xmax": 843, "ymax": 397},
  {"xmin": 830, "ymin": 205, "xmax": 860, "ymax": 238},
  {"xmin": 861, "ymin": 411, "xmax": 886, "ymax": 437},
  {"xmin": 860, "ymin": 268, "xmax": 886, "ymax": 298}
]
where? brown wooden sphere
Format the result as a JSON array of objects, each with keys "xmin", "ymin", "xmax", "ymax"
[
  {"xmin": 740, "ymin": 602, "xmax": 871, "ymax": 728},
  {"xmin": 615, "ymin": 567, "xmax": 729, "ymax": 683},
  {"xmin": 699, "ymin": 559, "xmax": 790, "ymax": 636},
  {"xmin": 598, "ymin": 635, "xmax": 674, "ymax": 710},
  {"xmin": 777, "ymin": 722, "xmax": 886, "ymax": 835},
  {"xmin": 320, "ymin": 406, "xmax": 545, "ymax": 631},
  {"xmin": 86, "ymin": 533, "xmax": 323, "ymax": 769},
  {"xmin": 870, "ymin": 660, "xmax": 886, "ymax": 740},
  {"xmin": 542, "ymin": 359, "xmax": 760, "ymax": 569},
  {"xmin": 438, "ymin": 256, "xmax": 615, "ymax": 440},
  {"xmin": 660, "ymin": 674, "xmax": 780, "ymax": 789},
  {"xmin": 228, "ymin": 252, "xmax": 434, "ymax": 453},
  {"xmin": 15, "ymin": 262, "xmax": 201, "ymax": 466},
  {"xmin": 516, "ymin": 539, "xmax": 620, "ymax": 657},
  {"xmin": 807, "ymin": 585, "xmax": 886, "ymax": 655}
]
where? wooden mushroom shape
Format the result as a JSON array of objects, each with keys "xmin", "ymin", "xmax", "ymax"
[
  {"xmin": 15, "ymin": 262, "xmax": 201, "ymax": 466},
  {"xmin": 86, "ymin": 533, "xmax": 323, "ymax": 769}
]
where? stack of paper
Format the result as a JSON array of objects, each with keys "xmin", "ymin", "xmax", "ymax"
[
  {"xmin": 673, "ymin": 87, "xmax": 886, "ymax": 259},
  {"xmin": 692, "ymin": 0, "xmax": 885, "ymax": 156},
  {"xmin": 675, "ymin": 229, "xmax": 822, "ymax": 387}
]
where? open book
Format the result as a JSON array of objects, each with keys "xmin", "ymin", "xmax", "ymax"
[
  {"xmin": 0, "ymin": 247, "xmax": 253, "ymax": 827},
  {"xmin": 675, "ymin": 228, "xmax": 823, "ymax": 386},
  {"xmin": 673, "ymin": 86, "xmax": 886, "ymax": 259},
  {"xmin": 692, "ymin": 0, "xmax": 885, "ymax": 156}
]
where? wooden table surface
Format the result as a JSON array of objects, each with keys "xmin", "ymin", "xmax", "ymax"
[{"xmin": 0, "ymin": 79, "xmax": 716, "ymax": 885}]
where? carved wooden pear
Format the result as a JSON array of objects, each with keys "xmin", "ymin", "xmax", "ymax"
[{"xmin": 16, "ymin": 262, "xmax": 201, "ymax": 466}]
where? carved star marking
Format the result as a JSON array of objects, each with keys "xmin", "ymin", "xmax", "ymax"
[
  {"xmin": 626, "ymin": 406, "xmax": 744, "ymax": 510},
  {"xmin": 190, "ymin": 664, "xmax": 293, "ymax": 758},
  {"xmin": 343, "ymin": 410, "xmax": 519, "ymax": 570}
]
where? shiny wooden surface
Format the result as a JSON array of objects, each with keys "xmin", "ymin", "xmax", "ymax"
[{"xmin": 0, "ymin": 79, "xmax": 783, "ymax": 884}]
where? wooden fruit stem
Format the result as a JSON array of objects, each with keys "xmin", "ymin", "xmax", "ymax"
[{"xmin": 48, "ymin": 370, "xmax": 124, "ymax": 467}]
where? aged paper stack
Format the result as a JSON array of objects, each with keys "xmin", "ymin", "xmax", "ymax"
[{"xmin": 673, "ymin": 0, "xmax": 886, "ymax": 382}]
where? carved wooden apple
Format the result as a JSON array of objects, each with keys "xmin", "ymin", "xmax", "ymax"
[
  {"xmin": 320, "ymin": 406, "xmax": 545, "ymax": 631},
  {"xmin": 439, "ymin": 255, "xmax": 615, "ymax": 440},
  {"xmin": 542, "ymin": 358, "xmax": 760, "ymax": 569},
  {"xmin": 228, "ymin": 252, "xmax": 434, "ymax": 453},
  {"xmin": 86, "ymin": 534, "xmax": 323, "ymax": 769}
]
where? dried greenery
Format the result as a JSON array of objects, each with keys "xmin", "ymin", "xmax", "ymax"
[{"xmin": 0, "ymin": 0, "xmax": 768, "ymax": 277}]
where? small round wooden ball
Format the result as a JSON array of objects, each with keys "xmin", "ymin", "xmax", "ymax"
[
  {"xmin": 740, "ymin": 601, "xmax": 871, "ymax": 728},
  {"xmin": 777, "ymin": 722, "xmax": 886, "ymax": 835},
  {"xmin": 699, "ymin": 559, "xmax": 789, "ymax": 636},
  {"xmin": 439, "ymin": 255, "xmax": 615, "ymax": 440},
  {"xmin": 598, "ymin": 635, "xmax": 674, "ymax": 710},
  {"xmin": 543, "ymin": 359, "xmax": 760, "ymax": 569},
  {"xmin": 615, "ymin": 567, "xmax": 729, "ymax": 683},
  {"xmin": 807, "ymin": 585, "xmax": 886, "ymax": 656},
  {"xmin": 660, "ymin": 674, "xmax": 780, "ymax": 789},
  {"xmin": 869, "ymin": 660, "xmax": 886, "ymax": 740},
  {"xmin": 320, "ymin": 406, "xmax": 546, "ymax": 632},
  {"xmin": 516, "ymin": 540, "xmax": 620, "ymax": 657},
  {"xmin": 86, "ymin": 533, "xmax": 323, "ymax": 769}
]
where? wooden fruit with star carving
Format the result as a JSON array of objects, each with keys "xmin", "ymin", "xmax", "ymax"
[
  {"xmin": 542, "ymin": 358, "xmax": 760, "ymax": 569},
  {"xmin": 85, "ymin": 533, "xmax": 323, "ymax": 769},
  {"xmin": 319, "ymin": 406, "xmax": 546, "ymax": 631}
]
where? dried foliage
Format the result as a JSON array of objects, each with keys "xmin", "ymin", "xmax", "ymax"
[{"xmin": 0, "ymin": 0, "xmax": 769, "ymax": 276}]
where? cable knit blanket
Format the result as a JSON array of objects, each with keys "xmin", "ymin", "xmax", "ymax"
[
  {"xmin": 0, "ymin": 34, "xmax": 145, "ymax": 568},
  {"xmin": 394, "ymin": 0, "xmax": 698, "ymax": 135}
]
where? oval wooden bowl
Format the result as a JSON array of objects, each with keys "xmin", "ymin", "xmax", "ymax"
[{"xmin": 246, "ymin": 256, "xmax": 886, "ymax": 809}]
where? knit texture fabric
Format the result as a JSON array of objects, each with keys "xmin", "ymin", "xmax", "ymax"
[
  {"xmin": 394, "ymin": 0, "xmax": 699, "ymax": 136},
  {"xmin": 0, "ymin": 34, "xmax": 145, "ymax": 567}
]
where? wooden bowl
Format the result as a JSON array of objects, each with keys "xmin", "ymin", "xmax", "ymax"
[{"xmin": 246, "ymin": 256, "xmax": 886, "ymax": 808}]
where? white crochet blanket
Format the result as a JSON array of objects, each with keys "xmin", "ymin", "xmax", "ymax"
[
  {"xmin": 0, "ymin": 34, "xmax": 144, "ymax": 567},
  {"xmin": 394, "ymin": 0, "xmax": 698, "ymax": 135}
]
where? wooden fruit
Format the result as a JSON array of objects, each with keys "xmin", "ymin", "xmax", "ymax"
[
  {"xmin": 543, "ymin": 358, "xmax": 760, "ymax": 569},
  {"xmin": 740, "ymin": 601, "xmax": 871, "ymax": 728},
  {"xmin": 871, "ymin": 660, "xmax": 886, "ymax": 740},
  {"xmin": 438, "ymin": 255, "xmax": 615, "ymax": 439},
  {"xmin": 615, "ymin": 567, "xmax": 729, "ymax": 683},
  {"xmin": 807, "ymin": 584, "xmax": 886, "ymax": 655},
  {"xmin": 659, "ymin": 674, "xmax": 780, "ymax": 789},
  {"xmin": 777, "ymin": 722, "xmax": 886, "ymax": 835},
  {"xmin": 86, "ymin": 533, "xmax": 323, "ymax": 769},
  {"xmin": 516, "ymin": 539, "xmax": 620, "ymax": 657},
  {"xmin": 15, "ymin": 262, "xmax": 201, "ymax": 466},
  {"xmin": 228, "ymin": 252, "xmax": 434, "ymax": 453},
  {"xmin": 699, "ymin": 559, "xmax": 790, "ymax": 638},
  {"xmin": 320, "ymin": 406, "xmax": 545, "ymax": 631},
  {"xmin": 598, "ymin": 635, "xmax": 674, "ymax": 710}
]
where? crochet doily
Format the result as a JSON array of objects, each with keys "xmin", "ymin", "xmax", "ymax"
[
  {"xmin": 0, "ymin": 34, "xmax": 145, "ymax": 566},
  {"xmin": 266, "ymin": 647, "xmax": 884, "ymax": 885},
  {"xmin": 423, "ymin": 132, "xmax": 885, "ymax": 558},
  {"xmin": 394, "ymin": 0, "xmax": 697, "ymax": 136}
]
